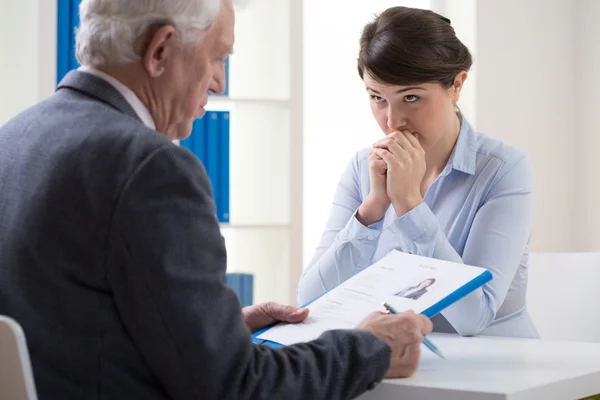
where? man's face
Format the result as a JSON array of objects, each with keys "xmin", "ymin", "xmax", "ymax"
[{"xmin": 153, "ymin": 1, "xmax": 235, "ymax": 140}]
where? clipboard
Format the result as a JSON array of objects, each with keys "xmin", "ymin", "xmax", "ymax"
[{"xmin": 251, "ymin": 250, "xmax": 493, "ymax": 347}]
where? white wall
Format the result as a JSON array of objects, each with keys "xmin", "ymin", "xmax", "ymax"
[
  {"xmin": 430, "ymin": 0, "xmax": 477, "ymax": 126},
  {"xmin": 475, "ymin": 0, "xmax": 578, "ymax": 252},
  {"xmin": 574, "ymin": 0, "xmax": 600, "ymax": 252},
  {"xmin": 302, "ymin": 0, "xmax": 431, "ymax": 265},
  {"xmin": 0, "ymin": 0, "xmax": 56, "ymax": 125},
  {"xmin": 468, "ymin": 0, "xmax": 600, "ymax": 253}
]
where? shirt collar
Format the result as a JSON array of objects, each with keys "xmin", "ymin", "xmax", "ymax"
[
  {"xmin": 441, "ymin": 115, "xmax": 477, "ymax": 176},
  {"xmin": 78, "ymin": 66, "xmax": 156, "ymax": 130}
]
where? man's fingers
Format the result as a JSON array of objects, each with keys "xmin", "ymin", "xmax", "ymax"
[
  {"xmin": 417, "ymin": 314, "xmax": 433, "ymax": 335},
  {"xmin": 386, "ymin": 342, "xmax": 422, "ymax": 378},
  {"xmin": 265, "ymin": 302, "xmax": 309, "ymax": 323},
  {"xmin": 286, "ymin": 307, "xmax": 309, "ymax": 323},
  {"xmin": 402, "ymin": 342, "xmax": 422, "ymax": 374}
]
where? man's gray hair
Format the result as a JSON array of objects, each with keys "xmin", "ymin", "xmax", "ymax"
[{"xmin": 75, "ymin": 0, "xmax": 221, "ymax": 66}]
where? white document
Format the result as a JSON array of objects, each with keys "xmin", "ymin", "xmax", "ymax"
[{"xmin": 257, "ymin": 250, "xmax": 488, "ymax": 345}]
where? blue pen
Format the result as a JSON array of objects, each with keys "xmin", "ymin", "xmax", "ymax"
[{"xmin": 381, "ymin": 301, "xmax": 446, "ymax": 360}]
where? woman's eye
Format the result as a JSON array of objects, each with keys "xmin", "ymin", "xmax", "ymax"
[
  {"xmin": 404, "ymin": 95, "xmax": 419, "ymax": 103},
  {"xmin": 370, "ymin": 95, "xmax": 385, "ymax": 104}
]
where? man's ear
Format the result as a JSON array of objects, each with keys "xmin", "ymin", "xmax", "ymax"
[
  {"xmin": 451, "ymin": 70, "xmax": 468, "ymax": 103},
  {"xmin": 139, "ymin": 25, "xmax": 178, "ymax": 78}
]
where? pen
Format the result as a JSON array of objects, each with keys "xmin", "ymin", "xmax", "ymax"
[{"xmin": 381, "ymin": 301, "xmax": 446, "ymax": 360}]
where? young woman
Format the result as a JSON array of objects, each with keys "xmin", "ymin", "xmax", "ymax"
[{"xmin": 297, "ymin": 6, "xmax": 539, "ymax": 338}]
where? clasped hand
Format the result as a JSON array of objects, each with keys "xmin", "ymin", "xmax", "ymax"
[{"xmin": 358, "ymin": 131, "xmax": 426, "ymax": 226}]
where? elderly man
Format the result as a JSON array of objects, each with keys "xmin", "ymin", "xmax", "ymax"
[{"xmin": 0, "ymin": 0, "xmax": 432, "ymax": 399}]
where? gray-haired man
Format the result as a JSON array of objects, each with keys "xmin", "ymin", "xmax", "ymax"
[{"xmin": 0, "ymin": 0, "xmax": 432, "ymax": 399}]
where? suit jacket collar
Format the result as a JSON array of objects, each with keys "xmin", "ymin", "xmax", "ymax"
[{"xmin": 56, "ymin": 70, "xmax": 141, "ymax": 123}]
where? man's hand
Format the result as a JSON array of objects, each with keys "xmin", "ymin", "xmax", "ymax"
[
  {"xmin": 242, "ymin": 301, "xmax": 310, "ymax": 333},
  {"xmin": 357, "ymin": 310, "xmax": 433, "ymax": 378}
]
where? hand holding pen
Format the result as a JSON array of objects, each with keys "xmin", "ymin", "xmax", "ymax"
[
  {"xmin": 382, "ymin": 301, "xmax": 446, "ymax": 360},
  {"xmin": 357, "ymin": 307, "xmax": 433, "ymax": 378}
]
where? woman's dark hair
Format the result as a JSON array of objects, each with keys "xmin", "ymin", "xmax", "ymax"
[{"xmin": 357, "ymin": 7, "xmax": 473, "ymax": 88}]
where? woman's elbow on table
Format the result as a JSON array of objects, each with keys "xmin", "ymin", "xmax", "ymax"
[{"xmin": 447, "ymin": 306, "xmax": 496, "ymax": 337}]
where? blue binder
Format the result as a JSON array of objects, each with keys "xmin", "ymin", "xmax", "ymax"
[
  {"xmin": 57, "ymin": 0, "xmax": 82, "ymax": 83},
  {"xmin": 193, "ymin": 118, "xmax": 207, "ymax": 166},
  {"xmin": 183, "ymin": 111, "xmax": 230, "ymax": 223},
  {"xmin": 252, "ymin": 260, "xmax": 493, "ymax": 348},
  {"xmin": 70, "ymin": 0, "xmax": 80, "ymax": 71},
  {"xmin": 218, "ymin": 112, "xmax": 230, "ymax": 222},
  {"xmin": 225, "ymin": 273, "xmax": 253, "ymax": 307},
  {"xmin": 206, "ymin": 112, "xmax": 220, "ymax": 209}
]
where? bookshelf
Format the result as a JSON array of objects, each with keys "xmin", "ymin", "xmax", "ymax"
[{"xmin": 206, "ymin": 0, "xmax": 304, "ymax": 306}]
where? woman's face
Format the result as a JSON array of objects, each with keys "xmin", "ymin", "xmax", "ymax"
[{"xmin": 363, "ymin": 71, "xmax": 466, "ymax": 150}]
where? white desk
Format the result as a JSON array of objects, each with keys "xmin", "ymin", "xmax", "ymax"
[{"xmin": 358, "ymin": 333, "xmax": 600, "ymax": 400}]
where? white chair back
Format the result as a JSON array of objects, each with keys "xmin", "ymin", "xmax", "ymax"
[
  {"xmin": 0, "ymin": 316, "xmax": 38, "ymax": 400},
  {"xmin": 527, "ymin": 252, "xmax": 600, "ymax": 342}
]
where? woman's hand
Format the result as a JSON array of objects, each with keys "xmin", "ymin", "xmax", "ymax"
[
  {"xmin": 356, "ymin": 150, "xmax": 391, "ymax": 226},
  {"xmin": 373, "ymin": 131, "xmax": 425, "ymax": 216}
]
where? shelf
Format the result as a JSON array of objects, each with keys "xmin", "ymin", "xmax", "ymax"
[{"xmin": 205, "ymin": 98, "xmax": 289, "ymax": 112}]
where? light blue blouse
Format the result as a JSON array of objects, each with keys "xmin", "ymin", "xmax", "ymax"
[{"xmin": 298, "ymin": 118, "xmax": 539, "ymax": 338}]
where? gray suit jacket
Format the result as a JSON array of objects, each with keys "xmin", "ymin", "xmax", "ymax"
[{"xmin": 0, "ymin": 71, "xmax": 390, "ymax": 400}]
